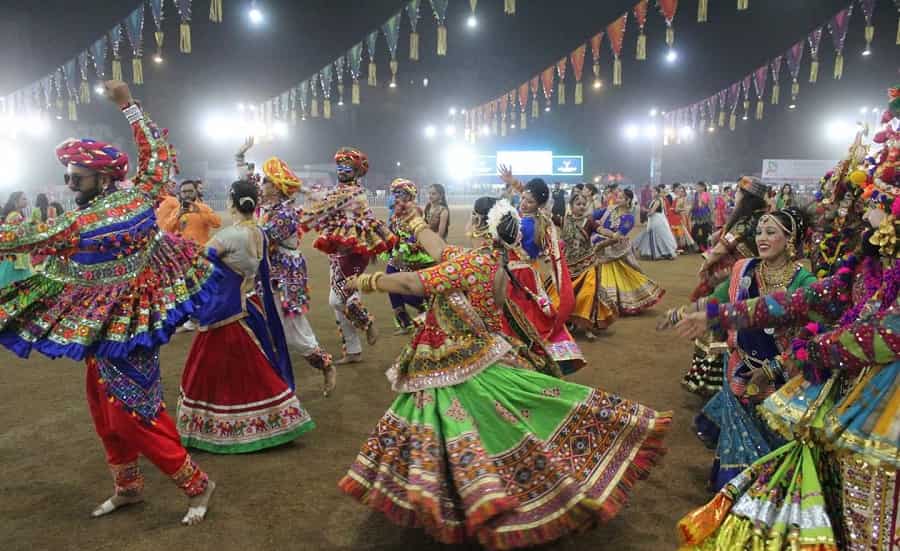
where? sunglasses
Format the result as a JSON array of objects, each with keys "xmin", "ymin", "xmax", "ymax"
[{"xmin": 63, "ymin": 173, "xmax": 96, "ymax": 186}]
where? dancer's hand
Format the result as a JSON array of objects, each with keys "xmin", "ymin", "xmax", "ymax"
[
  {"xmin": 236, "ymin": 136, "xmax": 254, "ymax": 156},
  {"xmin": 674, "ymin": 311, "xmax": 709, "ymax": 339},
  {"xmin": 104, "ymin": 80, "xmax": 132, "ymax": 106},
  {"xmin": 344, "ymin": 275, "xmax": 360, "ymax": 292},
  {"xmin": 498, "ymin": 164, "xmax": 515, "ymax": 187}
]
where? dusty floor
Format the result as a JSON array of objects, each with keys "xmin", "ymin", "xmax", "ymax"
[{"xmin": 0, "ymin": 207, "xmax": 715, "ymax": 551}]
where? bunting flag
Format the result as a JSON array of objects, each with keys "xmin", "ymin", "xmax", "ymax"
[
  {"xmin": 124, "ymin": 6, "xmax": 145, "ymax": 84},
  {"xmin": 289, "ymin": 87, "xmax": 297, "ymax": 122},
  {"xmin": 753, "ymin": 65, "xmax": 767, "ymax": 119},
  {"xmin": 406, "ymin": 0, "xmax": 421, "ymax": 61},
  {"xmin": 110, "ymin": 24, "xmax": 124, "ymax": 82},
  {"xmin": 530, "ymin": 75, "xmax": 540, "ymax": 118},
  {"xmin": 334, "ymin": 56, "xmax": 346, "ymax": 106},
  {"xmin": 556, "ymin": 57, "xmax": 567, "ymax": 104},
  {"xmin": 77, "ymin": 51, "xmax": 91, "ymax": 104},
  {"xmin": 429, "ymin": 0, "xmax": 449, "ymax": 56},
  {"xmin": 209, "ymin": 0, "xmax": 222, "ymax": 23},
  {"xmin": 499, "ymin": 93, "xmax": 508, "ymax": 136},
  {"xmin": 570, "ymin": 44, "xmax": 586, "ymax": 104},
  {"xmin": 859, "ymin": 0, "xmax": 877, "ymax": 52},
  {"xmin": 310, "ymin": 73, "xmax": 320, "ymax": 118},
  {"xmin": 808, "ymin": 28, "xmax": 823, "ymax": 83},
  {"xmin": 320, "ymin": 65, "xmax": 333, "ymax": 119},
  {"xmin": 173, "ymin": 0, "xmax": 192, "ymax": 53},
  {"xmin": 90, "ymin": 36, "xmax": 107, "ymax": 79},
  {"xmin": 606, "ymin": 14, "xmax": 627, "ymax": 86},
  {"xmin": 62, "ymin": 58, "xmax": 78, "ymax": 120},
  {"xmin": 298, "ymin": 81, "xmax": 309, "ymax": 120},
  {"xmin": 348, "ymin": 42, "xmax": 363, "ymax": 104},
  {"xmin": 590, "ymin": 32, "xmax": 605, "ymax": 88},
  {"xmin": 737, "ymin": 0, "xmax": 749, "ymax": 11},
  {"xmin": 541, "ymin": 66, "xmax": 555, "ymax": 112},
  {"xmin": 896, "ymin": 0, "xmax": 900, "ymax": 44},
  {"xmin": 717, "ymin": 88, "xmax": 728, "ymax": 126},
  {"xmin": 518, "ymin": 83, "xmax": 529, "ymax": 129},
  {"xmin": 366, "ymin": 30, "xmax": 379, "ymax": 86},
  {"xmin": 505, "ymin": 0, "xmax": 516, "ymax": 15},
  {"xmin": 698, "ymin": 0, "xmax": 708, "ymax": 22},
  {"xmin": 708, "ymin": 93, "xmax": 718, "ymax": 128},
  {"xmin": 728, "ymin": 82, "xmax": 741, "ymax": 130},
  {"xmin": 828, "ymin": 6, "xmax": 852, "ymax": 79},
  {"xmin": 508, "ymin": 90, "xmax": 516, "ymax": 130},
  {"xmin": 383, "ymin": 12, "xmax": 401, "ymax": 87},
  {"xmin": 634, "ymin": 0, "xmax": 648, "ymax": 60},
  {"xmin": 770, "ymin": 55, "xmax": 782, "ymax": 104},
  {"xmin": 786, "ymin": 40, "xmax": 804, "ymax": 102},
  {"xmin": 741, "ymin": 74, "xmax": 752, "ymax": 119},
  {"xmin": 149, "ymin": 0, "xmax": 165, "ymax": 60},
  {"xmin": 658, "ymin": 0, "xmax": 678, "ymax": 48}
]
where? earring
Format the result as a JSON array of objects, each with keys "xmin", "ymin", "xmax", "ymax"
[{"xmin": 787, "ymin": 241, "xmax": 796, "ymax": 259}]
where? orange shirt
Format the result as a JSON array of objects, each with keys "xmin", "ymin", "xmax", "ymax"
[{"xmin": 158, "ymin": 199, "xmax": 221, "ymax": 245}]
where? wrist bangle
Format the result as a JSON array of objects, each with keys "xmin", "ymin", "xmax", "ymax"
[
  {"xmin": 371, "ymin": 271, "xmax": 385, "ymax": 293},
  {"xmin": 122, "ymin": 103, "xmax": 143, "ymax": 124}
]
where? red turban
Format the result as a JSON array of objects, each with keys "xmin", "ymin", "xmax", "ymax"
[{"xmin": 56, "ymin": 138, "xmax": 129, "ymax": 181}]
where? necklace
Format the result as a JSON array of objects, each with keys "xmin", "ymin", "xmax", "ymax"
[{"xmin": 757, "ymin": 258, "xmax": 796, "ymax": 295}]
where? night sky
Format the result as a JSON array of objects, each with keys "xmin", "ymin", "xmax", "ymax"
[{"xmin": 1, "ymin": 0, "xmax": 897, "ymax": 191}]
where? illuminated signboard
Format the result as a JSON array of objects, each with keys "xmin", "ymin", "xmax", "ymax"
[{"xmin": 474, "ymin": 151, "xmax": 584, "ymax": 176}]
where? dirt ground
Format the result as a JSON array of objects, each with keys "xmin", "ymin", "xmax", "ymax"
[{"xmin": 0, "ymin": 207, "xmax": 715, "ymax": 551}]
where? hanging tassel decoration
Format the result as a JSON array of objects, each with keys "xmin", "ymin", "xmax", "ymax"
[
  {"xmin": 390, "ymin": 60, "xmax": 398, "ymax": 87},
  {"xmin": 729, "ymin": 112, "xmax": 736, "ymax": 130},
  {"xmin": 368, "ymin": 60, "xmax": 377, "ymax": 86},
  {"xmin": 68, "ymin": 99, "xmax": 77, "ymax": 121},
  {"xmin": 132, "ymin": 57, "xmax": 143, "ymax": 85},
  {"xmin": 558, "ymin": 82, "xmax": 565, "ymax": 105},
  {"xmin": 613, "ymin": 57, "xmax": 622, "ymax": 86},
  {"xmin": 791, "ymin": 78, "xmax": 799, "ymax": 98},
  {"xmin": 505, "ymin": 0, "xmax": 515, "ymax": 14},
  {"xmin": 833, "ymin": 53, "xmax": 844, "ymax": 80},
  {"xmin": 737, "ymin": 0, "xmax": 748, "ymax": 10},
  {"xmin": 698, "ymin": 0, "xmax": 708, "ymax": 22},
  {"xmin": 865, "ymin": 25, "xmax": 874, "ymax": 49},
  {"xmin": 209, "ymin": 0, "xmax": 222, "ymax": 22},
  {"xmin": 575, "ymin": 81, "xmax": 583, "ymax": 105},
  {"xmin": 756, "ymin": 100, "xmax": 764, "ymax": 120},
  {"xmin": 896, "ymin": 16, "xmax": 900, "ymax": 45},
  {"xmin": 809, "ymin": 60, "xmax": 819, "ymax": 83},
  {"xmin": 311, "ymin": 98, "xmax": 319, "ymax": 118},
  {"xmin": 352, "ymin": 79, "xmax": 360, "ymax": 104},
  {"xmin": 324, "ymin": 99, "xmax": 331, "ymax": 120},
  {"xmin": 437, "ymin": 25, "xmax": 447, "ymax": 56},
  {"xmin": 410, "ymin": 32, "xmax": 420, "ymax": 60},
  {"xmin": 180, "ymin": 22, "xmax": 191, "ymax": 53},
  {"xmin": 520, "ymin": 111, "xmax": 527, "ymax": 129},
  {"xmin": 771, "ymin": 82, "xmax": 780, "ymax": 105},
  {"xmin": 80, "ymin": 81, "xmax": 90, "ymax": 104},
  {"xmin": 637, "ymin": 33, "xmax": 647, "ymax": 60},
  {"xmin": 532, "ymin": 98, "xmax": 539, "ymax": 118},
  {"xmin": 113, "ymin": 57, "xmax": 123, "ymax": 81},
  {"xmin": 718, "ymin": 110, "xmax": 726, "ymax": 127},
  {"xmin": 666, "ymin": 27, "xmax": 674, "ymax": 47}
]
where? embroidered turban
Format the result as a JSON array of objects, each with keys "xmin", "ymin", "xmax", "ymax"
[
  {"xmin": 334, "ymin": 147, "xmax": 369, "ymax": 178},
  {"xmin": 263, "ymin": 157, "xmax": 303, "ymax": 196},
  {"xmin": 390, "ymin": 178, "xmax": 417, "ymax": 199},
  {"xmin": 56, "ymin": 138, "xmax": 129, "ymax": 181}
]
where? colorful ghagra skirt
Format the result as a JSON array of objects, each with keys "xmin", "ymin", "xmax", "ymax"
[
  {"xmin": 568, "ymin": 265, "xmax": 618, "ymax": 331},
  {"xmin": 597, "ymin": 245, "xmax": 665, "ymax": 315},
  {"xmin": 339, "ymin": 363, "xmax": 670, "ymax": 550},
  {"xmin": 681, "ymin": 338, "xmax": 727, "ymax": 397}
]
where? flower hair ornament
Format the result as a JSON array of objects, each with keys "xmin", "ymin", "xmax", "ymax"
[{"xmin": 486, "ymin": 199, "xmax": 521, "ymax": 245}]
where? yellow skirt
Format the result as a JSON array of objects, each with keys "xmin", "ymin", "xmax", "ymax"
[
  {"xmin": 599, "ymin": 258, "xmax": 665, "ymax": 315},
  {"xmin": 562, "ymin": 266, "xmax": 618, "ymax": 331}
]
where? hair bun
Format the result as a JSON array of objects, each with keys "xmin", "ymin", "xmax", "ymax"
[{"xmin": 239, "ymin": 196, "xmax": 256, "ymax": 208}]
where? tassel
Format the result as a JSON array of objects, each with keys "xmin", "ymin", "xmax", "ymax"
[
  {"xmin": 352, "ymin": 79, "xmax": 360, "ymax": 104},
  {"xmin": 324, "ymin": 99, "xmax": 331, "ymax": 119},
  {"xmin": 154, "ymin": 31, "xmax": 164, "ymax": 52},
  {"xmin": 833, "ymin": 53, "xmax": 843, "ymax": 80},
  {"xmin": 718, "ymin": 110, "xmax": 726, "ymax": 127},
  {"xmin": 112, "ymin": 58, "xmax": 122, "ymax": 82},
  {"xmin": 809, "ymin": 60, "xmax": 819, "ymax": 83},
  {"xmin": 368, "ymin": 61, "xmax": 377, "ymax": 86},
  {"xmin": 68, "ymin": 99, "xmax": 77, "ymax": 121},
  {"xmin": 390, "ymin": 60, "xmax": 398, "ymax": 87},
  {"xmin": 771, "ymin": 83, "xmax": 780, "ymax": 105},
  {"xmin": 505, "ymin": 0, "xmax": 516, "ymax": 14},
  {"xmin": 80, "ymin": 81, "xmax": 90, "ymax": 104},
  {"xmin": 501, "ymin": 117, "xmax": 507, "ymax": 137},
  {"xmin": 743, "ymin": 99, "xmax": 749, "ymax": 113},
  {"xmin": 532, "ymin": 98, "xmax": 538, "ymax": 118},
  {"xmin": 558, "ymin": 82, "xmax": 565, "ymax": 105},
  {"xmin": 437, "ymin": 24, "xmax": 448, "ymax": 56},
  {"xmin": 864, "ymin": 25, "xmax": 874, "ymax": 48},
  {"xmin": 410, "ymin": 32, "xmax": 419, "ymax": 61},
  {"xmin": 520, "ymin": 111, "xmax": 527, "ymax": 129},
  {"xmin": 698, "ymin": 0, "xmax": 708, "ymax": 22},
  {"xmin": 730, "ymin": 112, "xmax": 737, "ymax": 130},
  {"xmin": 575, "ymin": 81, "xmax": 583, "ymax": 104},
  {"xmin": 666, "ymin": 27, "xmax": 674, "ymax": 47},
  {"xmin": 180, "ymin": 22, "xmax": 192, "ymax": 53},
  {"xmin": 737, "ymin": 0, "xmax": 748, "ymax": 10},
  {"xmin": 756, "ymin": 100, "xmax": 764, "ymax": 120},
  {"xmin": 896, "ymin": 16, "xmax": 900, "ymax": 45},
  {"xmin": 209, "ymin": 0, "xmax": 222, "ymax": 22},
  {"xmin": 636, "ymin": 33, "xmax": 647, "ymax": 60},
  {"xmin": 132, "ymin": 57, "xmax": 143, "ymax": 85},
  {"xmin": 338, "ymin": 84, "xmax": 345, "ymax": 105},
  {"xmin": 791, "ymin": 78, "xmax": 799, "ymax": 98},
  {"xmin": 613, "ymin": 57, "xmax": 622, "ymax": 86},
  {"xmin": 311, "ymin": 99, "xmax": 319, "ymax": 118}
]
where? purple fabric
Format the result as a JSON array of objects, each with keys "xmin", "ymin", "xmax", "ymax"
[
  {"xmin": 786, "ymin": 41, "xmax": 804, "ymax": 79},
  {"xmin": 828, "ymin": 7, "xmax": 853, "ymax": 52},
  {"xmin": 808, "ymin": 28, "xmax": 823, "ymax": 59},
  {"xmin": 753, "ymin": 65, "xmax": 768, "ymax": 99}
]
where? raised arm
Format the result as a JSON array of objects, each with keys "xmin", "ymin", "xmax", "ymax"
[
  {"xmin": 234, "ymin": 137, "xmax": 255, "ymax": 179},
  {"xmin": 802, "ymin": 302, "xmax": 899, "ymax": 378}
]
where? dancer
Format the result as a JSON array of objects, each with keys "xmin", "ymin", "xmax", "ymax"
[
  {"xmin": 424, "ymin": 183, "xmax": 449, "ymax": 238},
  {"xmin": 0, "ymin": 192, "xmax": 32, "ymax": 287},
  {"xmin": 673, "ymin": 184, "xmax": 698, "ymax": 252},
  {"xmin": 177, "ymin": 180, "xmax": 314, "ymax": 453},
  {"xmin": 633, "ymin": 184, "xmax": 678, "ymax": 260},
  {"xmin": 498, "ymin": 166, "xmax": 584, "ymax": 375},
  {"xmin": 339, "ymin": 197, "xmax": 671, "ymax": 550},
  {"xmin": 559, "ymin": 184, "xmax": 618, "ymax": 340},
  {"xmin": 690, "ymin": 182, "xmax": 713, "ymax": 251},
  {"xmin": 0, "ymin": 81, "xmax": 215, "ymax": 525},
  {"xmin": 301, "ymin": 147, "xmax": 396, "ymax": 363},
  {"xmin": 594, "ymin": 189, "xmax": 665, "ymax": 315},
  {"xmin": 235, "ymin": 138, "xmax": 335, "ymax": 393},
  {"xmin": 713, "ymin": 185, "xmax": 729, "ymax": 230},
  {"xmin": 775, "ymin": 183, "xmax": 794, "ymax": 209},
  {"xmin": 384, "ymin": 178, "xmax": 434, "ymax": 334}
]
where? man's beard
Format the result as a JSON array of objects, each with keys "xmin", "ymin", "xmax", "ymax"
[
  {"xmin": 73, "ymin": 188, "xmax": 100, "ymax": 208},
  {"xmin": 337, "ymin": 172, "xmax": 355, "ymax": 184}
]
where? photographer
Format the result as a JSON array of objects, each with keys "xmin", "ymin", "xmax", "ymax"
[{"xmin": 159, "ymin": 180, "xmax": 221, "ymax": 246}]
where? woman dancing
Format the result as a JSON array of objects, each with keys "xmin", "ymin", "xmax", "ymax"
[
  {"xmin": 634, "ymin": 184, "xmax": 678, "ymax": 260},
  {"xmin": 339, "ymin": 197, "xmax": 671, "ymax": 549},
  {"xmin": 177, "ymin": 181, "xmax": 315, "ymax": 453},
  {"xmin": 690, "ymin": 182, "xmax": 713, "ymax": 251},
  {"xmin": 424, "ymin": 183, "xmax": 449, "ymax": 238},
  {"xmin": 0, "ymin": 192, "xmax": 32, "ymax": 288}
]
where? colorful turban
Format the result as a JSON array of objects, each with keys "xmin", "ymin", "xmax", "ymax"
[
  {"xmin": 737, "ymin": 175, "xmax": 769, "ymax": 199},
  {"xmin": 390, "ymin": 178, "xmax": 417, "ymax": 199},
  {"xmin": 334, "ymin": 147, "xmax": 369, "ymax": 178},
  {"xmin": 263, "ymin": 157, "xmax": 303, "ymax": 196},
  {"xmin": 56, "ymin": 138, "xmax": 129, "ymax": 181}
]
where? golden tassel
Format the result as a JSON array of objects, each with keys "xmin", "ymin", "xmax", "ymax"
[
  {"xmin": 505, "ymin": 0, "xmax": 516, "ymax": 15},
  {"xmin": 698, "ymin": 0, "xmax": 708, "ymax": 22},
  {"xmin": 532, "ymin": 98, "xmax": 539, "ymax": 118},
  {"xmin": 729, "ymin": 112, "xmax": 736, "ymax": 130},
  {"xmin": 718, "ymin": 110, "xmax": 726, "ymax": 127},
  {"xmin": 575, "ymin": 81, "xmax": 583, "ymax": 104},
  {"xmin": 311, "ymin": 99, "xmax": 319, "ymax": 118},
  {"xmin": 896, "ymin": 16, "xmax": 900, "ymax": 45},
  {"xmin": 209, "ymin": 0, "xmax": 222, "ymax": 22},
  {"xmin": 771, "ymin": 83, "xmax": 780, "ymax": 105},
  {"xmin": 80, "ymin": 81, "xmax": 90, "ymax": 104},
  {"xmin": 756, "ymin": 100, "xmax": 764, "ymax": 120},
  {"xmin": 324, "ymin": 99, "xmax": 331, "ymax": 119},
  {"xmin": 112, "ymin": 58, "xmax": 122, "ymax": 82},
  {"xmin": 132, "ymin": 57, "xmax": 143, "ymax": 85},
  {"xmin": 809, "ymin": 60, "xmax": 819, "ymax": 83},
  {"xmin": 180, "ymin": 22, "xmax": 191, "ymax": 53},
  {"xmin": 791, "ymin": 78, "xmax": 799, "ymax": 98},
  {"xmin": 737, "ymin": 0, "xmax": 748, "ymax": 10},
  {"xmin": 390, "ymin": 60, "xmax": 398, "ymax": 87},
  {"xmin": 833, "ymin": 53, "xmax": 843, "ymax": 80},
  {"xmin": 155, "ymin": 31, "xmax": 164, "ymax": 53},
  {"xmin": 410, "ymin": 32, "xmax": 419, "ymax": 61},
  {"xmin": 558, "ymin": 82, "xmax": 565, "ymax": 105},
  {"xmin": 56, "ymin": 98, "xmax": 63, "ymax": 113},
  {"xmin": 501, "ymin": 115, "xmax": 507, "ymax": 137},
  {"xmin": 636, "ymin": 33, "xmax": 647, "ymax": 60},
  {"xmin": 338, "ymin": 84, "xmax": 345, "ymax": 105},
  {"xmin": 437, "ymin": 25, "xmax": 447, "ymax": 56},
  {"xmin": 743, "ymin": 99, "xmax": 750, "ymax": 113},
  {"xmin": 352, "ymin": 79, "xmax": 360, "ymax": 104},
  {"xmin": 521, "ymin": 111, "xmax": 527, "ymax": 129},
  {"xmin": 613, "ymin": 57, "xmax": 622, "ymax": 86},
  {"xmin": 666, "ymin": 27, "xmax": 674, "ymax": 47},
  {"xmin": 68, "ymin": 99, "xmax": 77, "ymax": 121},
  {"xmin": 368, "ymin": 61, "xmax": 377, "ymax": 86},
  {"xmin": 865, "ymin": 25, "xmax": 874, "ymax": 48}
]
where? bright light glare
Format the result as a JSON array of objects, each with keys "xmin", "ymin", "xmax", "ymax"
[
  {"xmin": 862, "ymin": 48, "xmax": 872, "ymax": 57},
  {"xmin": 544, "ymin": 106, "xmax": 551, "ymax": 112},
  {"xmin": 444, "ymin": 124, "xmax": 456, "ymax": 137},
  {"xmin": 445, "ymin": 144, "xmax": 475, "ymax": 180},
  {"xmin": 272, "ymin": 121, "xmax": 288, "ymax": 138},
  {"xmin": 0, "ymin": 140, "xmax": 19, "ymax": 182},
  {"xmin": 449, "ymin": 107, "xmax": 457, "ymax": 116},
  {"xmin": 0, "ymin": 114, "xmax": 51, "ymax": 139},
  {"xmin": 825, "ymin": 120, "xmax": 854, "ymax": 143},
  {"xmin": 424, "ymin": 125, "xmax": 437, "ymax": 139},
  {"xmin": 389, "ymin": 81, "xmax": 397, "ymax": 88},
  {"xmin": 665, "ymin": 50, "xmax": 678, "ymax": 63},
  {"xmin": 679, "ymin": 126, "xmax": 694, "ymax": 140},
  {"xmin": 623, "ymin": 124, "xmax": 640, "ymax": 141},
  {"xmin": 396, "ymin": 161, "xmax": 401, "ymax": 167},
  {"xmin": 643, "ymin": 124, "xmax": 657, "ymax": 139},
  {"xmin": 649, "ymin": 108, "xmax": 659, "ymax": 117},
  {"xmin": 338, "ymin": 99, "xmax": 344, "ymax": 106},
  {"xmin": 248, "ymin": 7, "xmax": 264, "ymax": 24},
  {"xmin": 237, "ymin": 103, "xmax": 245, "ymax": 111},
  {"xmin": 203, "ymin": 115, "xmax": 282, "ymax": 141},
  {"xmin": 707, "ymin": 125, "xmax": 716, "ymax": 133},
  {"xmin": 593, "ymin": 80, "xmax": 602, "ymax": 89},
  {"xmin": 95, "ymin": 85, "xmax": 105, "ymax": 95},
  {"xmin": 423, "ymin": 77, "xmax": 429, "ymax": 87},
  {"xmin": 467, "ymin": 15, "xmax": 478, "ymax": 28},
  {"xmin": 593, "ymin": 176, "xmax": 601, "ymax": 183},
  {"xmin": 860, "ymin": 106, "xmax": 869, "ymax": 114},
  {"xmin": 788, "ymin": 103, "xmax": 797, "ymax": 110},
  {"xmin": 742, "ymin": 114, "xmax": 749, "ymax": 121},
  {"xmin": 153, "ymin": 54, "xmax": 163, "ymax": 64},
  {"xmin": 510, "ymin": 123, "xmax": 516, "ymax": 129},
  {"xmin": 872, "ymin": 107, "xmax": 879, "ymax": 114}
]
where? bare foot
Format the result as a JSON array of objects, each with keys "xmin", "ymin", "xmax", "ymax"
[
  {"xmin": 334, "ymin": 353, "xmax": 362, "ymax": 365},
  {"xmin": 392, "ymin": 326, "xmax": 411, "ymax": 336},
  {"xmin": 585, "ymin": 331, "xmax": 596, "ymax": 342},
  {"xmin": 322, "ymin": 364, "xmax": 337, "ymax": 397},
  {"xmin": 366, "ymin": 323, "xmax": 379, "ymax": 346},
  {"xmin": 91, "ymin": 494, "xmax": 144, "ymax": 518},
  {"xmin": 182, "ymin": 480, "xmax": 216, "ymax": 526}
]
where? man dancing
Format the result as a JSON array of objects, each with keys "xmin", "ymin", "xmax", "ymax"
[{"xmin": 0, "ymin": 81, "xmax": 215, "ymax": 525}]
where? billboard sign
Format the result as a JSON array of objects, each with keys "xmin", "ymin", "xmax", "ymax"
[
  {"xmin": 761, "ymin": 159, "xmax": 836, "ymax": 183},
  {"xmin": 473, "ymin": 151, "xmax": 584, "ymax": 177}
]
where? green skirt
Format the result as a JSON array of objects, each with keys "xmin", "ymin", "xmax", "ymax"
[{"xmin": 339, "ymin": 363, "xmax": 671, "ymax": 550}]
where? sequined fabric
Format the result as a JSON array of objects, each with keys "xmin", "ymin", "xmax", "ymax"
[{"xmin": 261, "ymin": 200, "xmax": 311, "ymax": 315}]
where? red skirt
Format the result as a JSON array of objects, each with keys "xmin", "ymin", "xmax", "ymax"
[{"xmin": 177, "ymin": 321, "xmax": 315, "ymax": 454}]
